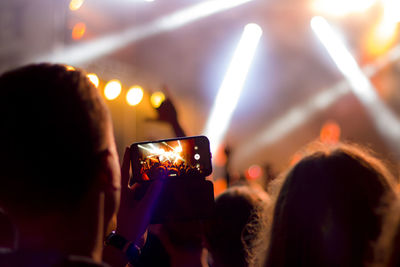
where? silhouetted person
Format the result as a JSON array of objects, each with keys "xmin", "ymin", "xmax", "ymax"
[
  {"xmin": 265, "ymin": 143, "xmax": 397, "ymax": 267},
  {"xmin": 205, "ymin": 185, "xmax": 270, "ymax": 267},
  {"xmin": 0, "ymin": 64, "xmax": 161, "ymax": 267}
]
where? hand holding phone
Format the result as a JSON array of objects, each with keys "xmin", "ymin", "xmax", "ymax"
[
  {"xmin": 129, "ymin": 136, "xmax": 215, "ymax": 224},
  {"xmin": 130, "ymin": 136, "xmax": 212, "ymax": 183}
]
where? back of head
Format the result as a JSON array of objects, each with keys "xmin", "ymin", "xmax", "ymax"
[
  {"xmin": 205, "ymin": 185, "xmax": 270, "ymax": 267},
  {"xmin": 265, "ymin": 143, "xmax": 397, "ymax": 267},
  {"xmin": 0, "ymin": 64, "xmax": 110, "ymax": 217}
]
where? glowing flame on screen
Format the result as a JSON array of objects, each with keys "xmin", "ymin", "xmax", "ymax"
[{"xmin": 138, "ymin": 141, "xmax": 184, "ymax": 164}]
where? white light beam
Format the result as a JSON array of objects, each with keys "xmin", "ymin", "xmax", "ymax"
[
  {"xmin": 33, "ymin": 0, "xmax": 254, "ymax": 65},
  {"xmin": 311, "ymin": 16, "xmax": 400, "ymax": 154},
  {"xmin": 203, "ymin": 23, "xmax": 262, "ymax": 154},
  {"xmin": 235, "ymin": 43, "xmax": 400, "ymax": 164}
]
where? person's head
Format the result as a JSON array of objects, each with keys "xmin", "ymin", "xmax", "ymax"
[
  {"xmin": 0, "ymin": 64, "xmax": 120, "ymax": 257},
  {"xmin": 265, "ymin": 143, "xmax": 397, "ymax": 267},
  {"xmin": 204, "ymin": 185, "xmax": 270, "ymax": 267}
]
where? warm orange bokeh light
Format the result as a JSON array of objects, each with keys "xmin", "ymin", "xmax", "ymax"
[
  {"xmin": 150, "ymin": 91, "xmax": 165, "ymax": 108},
  {"xmin": 246, "ymin": 164, "xmax": 262, "ymax": 180},
  {"xmin": 320, "ymin": 120, "xmax": 341, "ymax": 144},
  {"xmin": 72, "ymin": 22, "xmax": 86, "ymax": 40},
  {"xmin": 69, "ymin": 0, "xmax": 84, "ymax": 11},
  {"xmin": 213, "ymin": 145, "xmax": 227, "ymax": 167},
  {"xmin": 65, "ymin": 65, "xmax": 75, "ymax": 71},
  {"xmin": 86, "ymin": 73, "xmax": 99, "ymax": 88},
  {"xmin": 213, "ymin": 178, "xmax": 227, "ymax": 197},
  {"xmin": 365, "ymin": 21, "xmax": 398, "ymax": 58},
  {"xmin": 126, "ymin": 86, "xmax": 144, "ymax": 106},
  {"xmin": 104, "ymin": 79, "xmax": 122, "ymax": 100}
]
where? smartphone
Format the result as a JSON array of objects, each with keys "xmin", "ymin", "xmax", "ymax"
[{"xmin": 130, "ymin": 135, "xmax": 212, "ymax": 182}]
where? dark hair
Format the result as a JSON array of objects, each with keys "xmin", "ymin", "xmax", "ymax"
[
  {"xmin": 265, "ymin": 143, "xmax": 396, "ymax": 267},
  {"xmin": 0, "ymin": 64, "xmax": 110, "ymax": 215},
  {"xmin": 205, "ymin": 185, "xmax": 270, "ymax": 267}
]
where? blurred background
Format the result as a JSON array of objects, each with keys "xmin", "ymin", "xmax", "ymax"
[{"xmin": 1, "ymin": 0, "xmax": 400, "ymax": 185}]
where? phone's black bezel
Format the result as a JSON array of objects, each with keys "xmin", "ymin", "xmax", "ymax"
[{"xmin": 129, "ymin": 135, "xmax": 212, "ymax": 182}]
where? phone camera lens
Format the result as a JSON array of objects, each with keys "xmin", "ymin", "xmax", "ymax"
[{"xmin": 194, "ymin": 153, "xmax": 200, "ymax": 160}]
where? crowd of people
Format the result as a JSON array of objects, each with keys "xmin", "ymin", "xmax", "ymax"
[
  {"xmin": 137, "ymin": 159, "xmax": 203, "ymax": 181},
  {"xmin": 0, "ymin": 63, "xmax": 400, "ymax": 267}
]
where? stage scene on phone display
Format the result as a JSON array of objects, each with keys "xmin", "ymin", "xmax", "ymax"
[
  {"xmin": 1, "ymin": 0, "xmax": 400, "ymax": 266},
  {"xmin": 131, "ymin": 136, "xmax": 212, "ymax": 182}
]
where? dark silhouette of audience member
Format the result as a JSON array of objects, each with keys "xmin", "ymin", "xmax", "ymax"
[
  {"xmin": 205, "ymin": 185, "xmax": 270, "ymax": 267},
  {"xmin": 0, "ymin": 64, "xmax": 161, "ymax": 267},
  {"xmin": 265, "ymin": 143, "xmax": 397, "ymax": 267}
]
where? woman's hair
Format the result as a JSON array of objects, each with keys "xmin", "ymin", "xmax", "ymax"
[
  {"xmin": 265, "ymin": 142, "xmax": 397, "ymax": 267},
  {"xmin": 205, "ymin": 185, "xmax": 270, "ymax": 267}
]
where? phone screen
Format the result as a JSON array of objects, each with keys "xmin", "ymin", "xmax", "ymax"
[{"xmin": 130, "ymin": 136, "xmax": 212, "ymax": 182}]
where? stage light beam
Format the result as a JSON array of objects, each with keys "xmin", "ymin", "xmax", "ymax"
[
  {"xmin": 382, "ymin": 0, "xmax": 400, "ymax": 24},
  {"xmin": 311, "ymin": 16, "xmax": 400, "ymax": 154},
  {"xmin": 235, "ymin": 44, "xmax": 400, "ymax": 166},
  {"xmin": 203, "ymin": 23, "xmax": 262, "ymax": 154},
  {"xmin": 34, "ymin": 0, "xmax": 254, "ymax": 65}
]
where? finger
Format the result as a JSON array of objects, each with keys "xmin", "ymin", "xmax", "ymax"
[{"xmin": 121, "ymin": 147, "xmax": 131, "ymax": 191}]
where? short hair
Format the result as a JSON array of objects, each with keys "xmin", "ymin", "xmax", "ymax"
[
  {"xmin": 265, "ymin": 143, "xmax": 397, "ymax": 267},
  {"xmin": 205, "ymin": 185, "xmax": 270, "ymax": 267},
  {"xmin": 0, "ymin": 64, "xmax": 110, "ymax": 215}
]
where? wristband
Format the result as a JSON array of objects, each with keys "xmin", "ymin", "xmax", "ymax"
[{"xmin": 104, "ymin": 231, "xmax": 141, "ymax": 265}]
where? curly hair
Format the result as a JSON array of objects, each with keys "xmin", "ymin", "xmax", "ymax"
[
  {"xmin": 265, "ymin": 142, "xmax": 397, "ymax": 267},
  {"xmin": 205, "ymin": 185, "xmax": 270, "ymax": 267}
]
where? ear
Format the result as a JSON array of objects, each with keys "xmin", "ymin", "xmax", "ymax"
[{"xmin": 97, "ymin": 150, "xmax": 121, "ymax": 234}]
